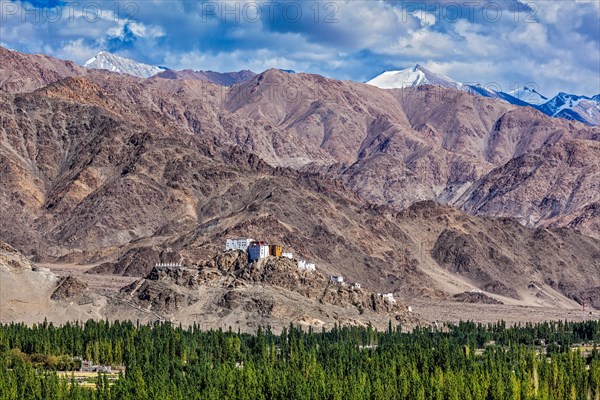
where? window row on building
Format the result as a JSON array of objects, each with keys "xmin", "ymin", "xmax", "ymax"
[{"xmin": 225, "ymin": 238, "xmax": 319, "ymax": 271}]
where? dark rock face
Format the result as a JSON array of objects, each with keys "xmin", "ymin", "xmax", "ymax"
[
  {"xmin": 0, "ymin": 241, "xmax": 35, "ymax": 271},
  {"xmin": 51, "ymin": 276, "xmax": 88, "ymax": 301},
  {"xmin": 431, "ymin": 229, "xmax": 505, "ymax": 285},
  {"xmin": 432, "ymin": 230, "xmax": 479, "ymax": 274},
  {"xmin": 241, "ymin": 297, "xmax": 274, "ymax": 316},
  {"xmin": 578, "ymin": 287, "xmax": 600, "ymax": 310},
  {"xmin": 556, "ymin": 285, "xmax": 600, "ymax": 310},
  {"xmin": 453, "ymin": 292, "xmax": 503, "ymax": 305},
  {"xmin": 483, "ymin": 281, "xmax": 519, "ymax": 299},
  {"xmin": 131, "ymin": 283, "xmax": 196, "ymax": 313},
  {"xmin": 0, "ymin": 47, "xmax": 599, "ymax": 318}
]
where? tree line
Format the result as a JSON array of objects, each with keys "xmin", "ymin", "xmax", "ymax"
[{"xmin": 0, "ymin": 319, "xmax": 599, "ymax": 399}]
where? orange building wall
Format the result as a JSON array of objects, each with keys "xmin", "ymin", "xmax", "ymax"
[{"xmin": 270, "ymin": 245, "xmax": 282, "ymax": 257}]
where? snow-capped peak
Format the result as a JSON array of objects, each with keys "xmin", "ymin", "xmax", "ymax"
[
  {"xmin": 366, "ymin": 65, "xmax": 462, "ymax": 90},
  {"xmin": 367, "ymin": 64, "xmax": 599, "ymax": 125},
  {"xmin": 543, "ymin": 92, "xmax": 586, "ymax": 113},
  {"xmin": 84, "ymin": 51, "xmax": 166, "ymax": 79},
  {"xmin": 538, "ymin": 92, "xmax": 600, "ymax": 125},
  {"xmin": 507, "ymin": 85, "xmax": 548, "ymax": 106}
]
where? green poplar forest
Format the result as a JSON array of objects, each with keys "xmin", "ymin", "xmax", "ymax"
[{"xmin": 0, "ymin": 319, "xmax": 599, "ymax": 399}]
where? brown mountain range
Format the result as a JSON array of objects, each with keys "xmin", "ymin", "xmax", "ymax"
[
  {"xmin": 154, "ymin": 69, "xmax": 257, "ymax": 86},
  {"xmin": 0, "ymin": 47, "xmax": 598, "ymax": 326}
]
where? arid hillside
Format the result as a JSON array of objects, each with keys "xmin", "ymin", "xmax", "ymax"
[
  {"xmin": 458, "ymin": 139, "xmax": 600, "ymax": 235},
  {"xmin": 0, "ymin": 241, "xmax": 421, "ymax": 331},
  {"xmin": 2, "ymin": 56, "xmax": 598, "ymax": 235},
  {"xmin": 2, "ymin": 240, "xmax": 597, "ymax": 331},
  {"xmin": 0, "ymin": 48, "xmax": 598, "ymax": 325}
]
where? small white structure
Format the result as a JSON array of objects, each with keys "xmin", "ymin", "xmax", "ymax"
[
  {"xmin": 81, "ymin": 360, "xmax": 112, "ymax": 373},
  {"xmin": 350, "ymin": 282, "xmax": 361, "ymax": 290},
  {"xmin": 248, "ymin": 243, "xmax": 270, "ymax": 262},
  {"xmin": 225, "ymin": 238, "xmax": 255, "ymax": 252},
  {"xmin": 330, "ymin": 275, "xmax": 344, "ymax": 284},
  {"xmin": 408, "ymin": 306, "xmax": 413, "ymax": 313},
  {"xmin": 298, "ymin": 260, "xmax": 316, "ymax": 271},
  {"xmin": 155, "ymin": 263, "xmax": 182, "ymax": 268},
  {"xmin": 380, "ymin": 293, "xmax": 396, "ymax": 304},
  {"xmin": 282, "ymin": 252, "xmax": 293, "ymax": 259}
]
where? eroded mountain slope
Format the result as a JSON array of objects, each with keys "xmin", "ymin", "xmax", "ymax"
[{"xmin": 0, "ymin": 49, "xmax": 599, "ymax": 317}]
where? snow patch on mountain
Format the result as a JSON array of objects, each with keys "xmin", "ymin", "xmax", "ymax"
[
  {"xmin": 537, "ymin": 92, "xmax": 600, "ymax": 125},
  {"xmin": 367, "ymin": 65, "xmax": 463, "ymax": 90},
  {"xmin": 367, "ymin": 65, "xmax": 531, "ymax": 107},
  {"xmin": 507, "ymin": 86, "xmax": 548, "ymax": 106},
  {"xmin": 84, "ymin": 51, "xmax": 166, "ymax": 79},
  {"xmin": 367, "ymin": 65, "xmax": 599, "ymax": 125}
]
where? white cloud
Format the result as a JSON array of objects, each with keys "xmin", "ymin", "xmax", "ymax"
[
  {"xmin": 383, "ymin": 28, "xmax": 457, "ymax": 58},
  {"xmin": 0, "ymin": 0, "xmax": 597, "ymax": 96},
  {"xmin": 164, "ymin": 48, "xmax": 311, "ymax": 73},
  {"xmin": 127, "ymin": 21, "xmax": 165, "ymax": 38},
  {"xmin": 51, "ymin": 38, "xmax": 99, "ymax": 62},
  {"xmin": 412, "ymin": 12, "xmax": 437, "ymax": 27}
]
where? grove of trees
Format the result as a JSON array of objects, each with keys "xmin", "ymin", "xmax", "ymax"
[{"xmin": 0, "ymin": 319, "xmax": 599, "ymax": 399}]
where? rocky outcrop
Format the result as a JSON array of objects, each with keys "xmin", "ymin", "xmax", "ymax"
[
  {"xmin": 119, "ymin": 251, "xmax": 415, "ymax": 326},
  {"xmin": 121, "ymin": 278, "xmax": 197, "ymax": 312},
  {"xmin": 578, "ymin": 287, "xmax": 600, "ymax": 310},
  {"xmin": 0, "ymin": 241, "xmax": 35, "ymax": 272},
  {"xmin": 199, "ymin": 251, "xmax": 252, "ymax": 274},
  {"xmin": 51, "ymin": 276, "xmax": 88, "ymax": 301},
  {"xmin": 320, "ymin": 285, "xmax": 403, "ymax": 315},
  {"xmin": 482, "ymin": 282, "xmax": 519, "ymax": 299},
  {"xmin": 453, "ymin": 292, "xmax": 503, "ymax": 305},
  {"xmin": 89, "ymin": 247, "xmax": 183, "ymax": 277}
]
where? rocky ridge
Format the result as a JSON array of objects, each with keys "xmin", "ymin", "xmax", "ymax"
[
  {"xmin": 0, "ymin": 47, "xmax": 599, "ymax": 324},
  {"xmin": 119, "ymin": 251, "xmax": 416, "ymax": 329},
  {"xmin": 154, "ymin": 69, "xmax": 256, "ymax": 86},
  {"xmin": 51, "ymin": 276, "xmax": 89, "ymax": 301}
]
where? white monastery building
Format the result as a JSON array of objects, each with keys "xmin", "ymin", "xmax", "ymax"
[
  {"xmin": 297, "ymin": 260, "xmax": 316, "ymax": 271},
  {"xmin": 225, "ymin": 238, "xmax": 255, "ymax": 252}
]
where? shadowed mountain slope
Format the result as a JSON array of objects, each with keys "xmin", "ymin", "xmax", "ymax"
[{"xmin": 0, "ymin": 49, "xmax": 599, "ymax": 317}]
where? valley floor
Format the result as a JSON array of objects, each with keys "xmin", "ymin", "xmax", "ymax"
[{"xmin": 410, "ymin": 299, "xmax": 598, "ymax": 326}]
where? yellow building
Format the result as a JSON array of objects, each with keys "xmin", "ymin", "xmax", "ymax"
[{"xmin": 270, "ymin": 245, "xmax": 282, "ymax": 257}]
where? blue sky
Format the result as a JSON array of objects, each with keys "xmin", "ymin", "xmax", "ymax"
[{"xmin": 1, "ymin": 0, "xmax": 599, "ymax": 96}]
